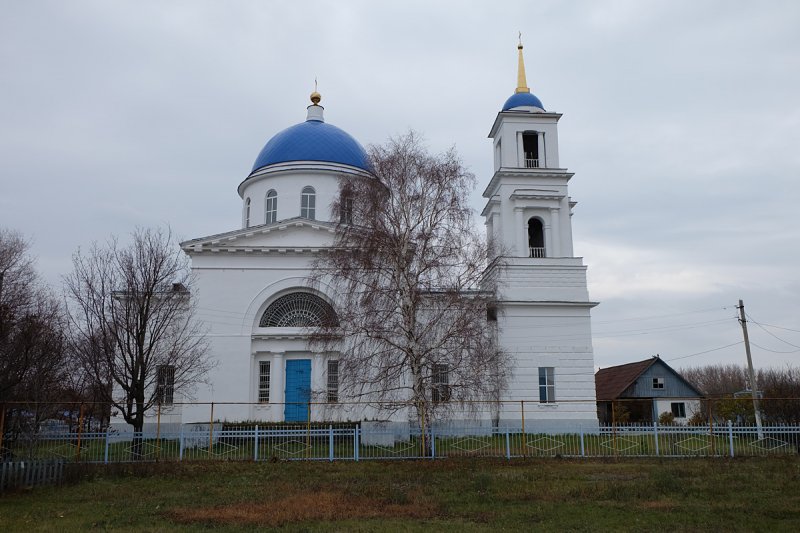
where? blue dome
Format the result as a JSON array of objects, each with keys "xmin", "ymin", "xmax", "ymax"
[
  {"xmin": 252, "ymin": 119, "xmax": 370, "ymax": 172},
  {"xmin": 502, "ymin": 92, "xmax": 545, "ymax": 111}
]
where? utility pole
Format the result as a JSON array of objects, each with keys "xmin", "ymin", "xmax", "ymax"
[{"xmin": 737, "ymin": 299, "xmax": 764, "ymax": 439}]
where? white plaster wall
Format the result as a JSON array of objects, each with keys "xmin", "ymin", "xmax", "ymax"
[{"xmin": 654, "ymin": 398, "xmax": 702, "ymax": 425}]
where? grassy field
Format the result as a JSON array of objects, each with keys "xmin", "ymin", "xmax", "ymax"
[{"xmin": 1, "ymin": 457, "xmax": 800, "ymax": 531}]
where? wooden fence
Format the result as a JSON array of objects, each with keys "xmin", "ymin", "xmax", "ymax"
[{"xmin": 0, "ymin": 460, "xmax": 64, "ymax": 492}]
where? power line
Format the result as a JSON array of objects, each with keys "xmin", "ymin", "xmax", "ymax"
[
  {"xmin": 750, "ymin": 341, "xmax": 800, "ymax": 354},
  {"xmin": 746, "ymin": 312, "xmax": 800, "ymax": 349},
  {"xmin": 664, "ymin": 341, "xmax": 744, "ymax": 362}
]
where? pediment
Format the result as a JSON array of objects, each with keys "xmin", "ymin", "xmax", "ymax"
[{"xmin": 181, "ymin": 218, "xmax": 336, "ymax": 254}]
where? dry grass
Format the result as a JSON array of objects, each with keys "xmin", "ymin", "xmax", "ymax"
[{"xmin": 168, "ymin": 489, "xmax": 439, "ymax": 527}]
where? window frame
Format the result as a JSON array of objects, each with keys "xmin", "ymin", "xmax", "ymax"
[
  {"xmin": 265, "ymin": 190, "xmax": 277, "ymax": 224},
  {"xmin": 339, "ymin": 194, "xmax": 354, "ymax": 224},
  {"xmin": 652, "ymin": 377, "xmax": 665, "ymax": 390},
  {"xmin": 301, "ymin": 186, "xmax": 316, "ymax": 220},
  {"xmin": 156, "ymin": 364, "xmax": 175, "ymax": 406},
  {"xmin": 538, "ymin": 366, "xmax": 555, "ymax": 404},
  {"xmin": 327, "ymin": 360, "xmax": 339, "ymax": 403},
  {"xmin": 431, "ymin": 363, "xmax": 451, "ymax": 403},
  {"xmin": 258, "ymin": 361, "xmax": 270, "ymax": 403},
  {"xmin": 671, "ymin": 402, "xmax": 686, "ymax": 418}
]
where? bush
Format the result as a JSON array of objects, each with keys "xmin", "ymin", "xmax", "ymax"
[{"xmin": 658, "ymin": 411, "xmax": 676, "ymax": 425}]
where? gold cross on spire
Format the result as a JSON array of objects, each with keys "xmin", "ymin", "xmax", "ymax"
[
  {"xmin": 515, "ymin": 33, "xmax": 530, "ymax": 94},
  {"xmin": 310, "ymin": 77, "xmax": 321, "ymax": 105}
]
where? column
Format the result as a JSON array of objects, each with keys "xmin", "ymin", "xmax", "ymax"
[
  {"xmin": 549, "ymin": 207, "xmax": 561, "ymax": 257},
  {"xmin": 538, "ymin": 133, "xmax": 546, "ymax": 168},
  {"xmin": 271, "ymin": 352, "xmax": 284, "ymax": 421},
  {"xmin": 544, "ymin": 220, "xmax": 553, "ymax": 258},
  {"xmin": 514, "ymin": 207, "xmax": 526, "ymax": 257}
]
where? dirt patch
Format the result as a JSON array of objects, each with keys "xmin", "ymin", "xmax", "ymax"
[
  {"xmin": 639, "ymin": 499, "xmax": 678, "ymax": 511},
  {"xmin": 168, "ymin": 490, "xmax": 439, "ymax": 526}
]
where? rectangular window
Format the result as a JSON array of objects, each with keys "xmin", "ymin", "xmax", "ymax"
[
  {"xmin": 339, "ymin": 195, "xmax": 353, "ymax": 224},
  {"xmin": 671, "ymin": 402, "xmax": 686, "ymax": 418},
  {"xmin": 258, "ymin": 361, "xmax": 270, "ymax": 403},
  {"xmin": 327, "ymin": 360, "xmax": 339, "ymax": 403},
  {"xmin": 652, "ymin": 377, "xmax": 665, "ymax": 389},
  {"xmin": 301, "ymin": 189, "xmax": 316, "ymax": 219},
  {"xmin": 156, "ymin": 365, "xmax": 175, "ymax": 406},
  {"xmin": 265, "ymin": 193, "xmax": 277, "ymax": 224},
  {"xmin": 432, "ymin": 364, "xmax": 451, "ymax": 403},
  {"xmin": 539, "ymin": 367, "xmax": 555, "ymax": 403}
]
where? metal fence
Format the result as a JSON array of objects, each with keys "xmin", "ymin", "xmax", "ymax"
[{"xmin": 2, "ymin": 422, "xmax": 798, "ymax": 464}]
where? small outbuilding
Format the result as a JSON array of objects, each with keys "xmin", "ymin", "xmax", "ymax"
[{"xmin": 595, "ymin": 356, "xmax": 704, "ymax": 425}]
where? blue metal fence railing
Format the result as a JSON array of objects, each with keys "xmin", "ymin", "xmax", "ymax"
[{"xmin": 2, "ymin": 422, "xmax": 799, "ymax": 464}]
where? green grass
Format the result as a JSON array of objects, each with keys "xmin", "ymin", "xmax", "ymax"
[{"xmin": 2, "ymin": 457, "xmax": 800, "ymax": 531}]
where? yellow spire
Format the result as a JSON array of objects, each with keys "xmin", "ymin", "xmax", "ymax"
[
  {"xmin": 515, "ymin": 32, "xmax": 530, "ymax": 94},
  {"xmin": 310, "ymin": 77, "xmax": 321, "ymax": 105}
]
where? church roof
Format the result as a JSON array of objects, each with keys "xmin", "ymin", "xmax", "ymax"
[{"xmin": 250, "ymin": 104, "xmax": 370, "ymax": 173}]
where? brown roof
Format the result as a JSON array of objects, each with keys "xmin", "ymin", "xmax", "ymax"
[{"xmin": 594, "ymin": 358, "xmax": 658, "ymax": 401}]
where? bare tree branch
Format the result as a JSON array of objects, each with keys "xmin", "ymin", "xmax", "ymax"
[{"xmin": 310, "ymin": 132, "xmax": 509, "ymax": 436}]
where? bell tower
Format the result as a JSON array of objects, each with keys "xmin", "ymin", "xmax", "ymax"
[
  {"xmin": 483, "ymin": 37, "xmax": 598, "ymax": 431},
  {"xmin": 484, "ymin": 39, "xmax": 575, "ymax": 260}
]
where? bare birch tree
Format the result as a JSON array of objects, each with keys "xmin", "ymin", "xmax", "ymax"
[
  {"xmin": 311, "ymin": 133, "xmax": 508, "ymax": 435},
  {"xmin": 64, "ymin": 227, "xmax": 212, "ymax": 451}
]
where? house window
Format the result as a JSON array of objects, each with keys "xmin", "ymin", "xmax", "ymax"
[
  {"xmin": 528, "ymin": 218, "xmax": 545, "ymax": 258},
  {"xmin": 258, "ymin": 361, "xmax": 270, "ymax": 403},
  {"xmin": 522, "ymin": 131, "xmax": 539, "ymax": 167},
  {"xmin": 339, "ymin": 194, "xmax": 353, "ymax": 224},
  {"xmin": 301, "ymin": 186, "xmax": 316, "ymax": 219},
  {"xmin": 265, "ymin": 190, "xmax": 277, "ymax": 223},
  {"xmin": 244, "ymin": 197, "xmax": 251, "ymax": 228},
  {"xmin": 327, "ymin": 360, "xmax": 339, "ymax": 403},
  {"xmin": 652, "ymin": 377, "xmax": 665, "ymax": 389},
  {"xmin": 671, "ymin": 402, "xmax": 686, "ymax": 418},
  {"xmin": 156, "ymin": 365, "xmax": 175, "ymax": 405},
  {"xmin": 539, "ymin": 367, "xmax": 555, "ymax": 403},
  {"xmin": 432, "ymin": 364, "xmax": 451, "ymax": 403}
]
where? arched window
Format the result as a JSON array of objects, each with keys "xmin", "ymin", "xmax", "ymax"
[
  {"xmin": 528, "ymin": 217, "xmax": 545, "ymax": 258},
  {"xmin": 301, "ymin": 186, "xmax": 315, "ymax": 219},
  {"xmin": 259, "ymin": 292, "xmax": 338, "ymax": 327},
  {"xmin": 265, "ymin": 190, "xmax": 277, "ymax": 224},
  {"xmin": 244, "ymin": 197, "xmax": 251, "ymax": 228}
]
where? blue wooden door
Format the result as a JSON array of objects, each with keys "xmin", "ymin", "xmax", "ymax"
[{"xmin": 284, "ymin": 359, "xmax": 311, "ymax": 422}]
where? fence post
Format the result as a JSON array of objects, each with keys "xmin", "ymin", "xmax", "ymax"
[
  {"xmin": 156, "ymin": 403, "xmax": 162, "ymax": 461},
  {"xmin": 254, "ymin": 425, "xmax": 259, "ymax": 461},
  {"xmin": 580, "ymin": 426, "xmax": 585, "ymax": 457},
  {"xmin": 75, "ymin": 403, "xmax": 85, "ymax": 462},
  {"xmin": 505, "ymin": 429, "xmax": 511, "ymax": 459},
  {"xmin": 104, "ymin": 427, "xmax": 110, "ymax": 464},
  {"xmin": 653, "ymin": 422, "xmax": 659, "ymax": 456},
  {"xmin": 354, "ymin": 426, "xmax": 359, "ymax": 462},
  {"xmin": 0, "ymin": 402, "xmax": 5, "ymax": 455},
  {"xmin": 179, "ymin": 425, "xmax": 184, "ymax": 461},
  {"xmin": 208, "ymin": 402, "xmax": 214, "ymax": 458},
  {"xmin": 328, "ymin": 425, "xmax": 334, "ymax": 462},
  {"xmin": 728, "ymin": 420, "xmax": 734, "ymax": 458},
  {"xmin": 430, "ymin": 426, "xmax": 436, "ymax": 460},
  {"xmin": 306, "ymin": 403, "xmax": 312, "ymax": 460},
  {"xmin": 520, "ymin": 401, "xmax": 526, "ymax": 457}
]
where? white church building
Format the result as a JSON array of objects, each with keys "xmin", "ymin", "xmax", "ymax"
[{"xmin": 165, "ymin": 43, "xmax": 599, "ymax": 432}]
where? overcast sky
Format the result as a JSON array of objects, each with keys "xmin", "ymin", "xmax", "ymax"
[{"xmin": 2, "ymin": 0, "xmax": 799, "ymax": 371}]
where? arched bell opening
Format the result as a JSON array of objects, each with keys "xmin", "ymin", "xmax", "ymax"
[{"xmin": 527, "ymin": 217, "xmax": 545, "ymax": 258}]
